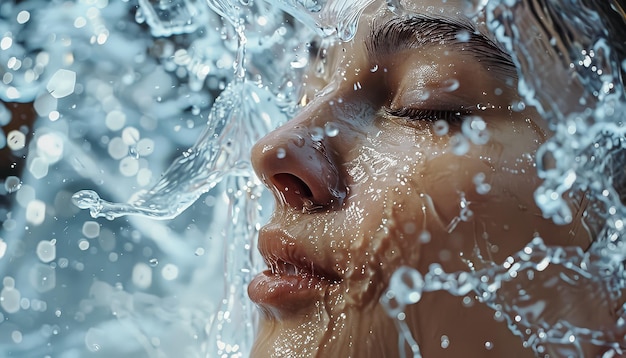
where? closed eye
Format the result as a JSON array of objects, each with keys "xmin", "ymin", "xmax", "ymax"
[{"xmin": 384, "ymin": 107, "xmax": 468, "ymax": 123}]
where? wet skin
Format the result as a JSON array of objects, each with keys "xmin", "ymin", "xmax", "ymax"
[{"xmin": 248, "ymin": 1, "xmax": 614, "ymax": 357}]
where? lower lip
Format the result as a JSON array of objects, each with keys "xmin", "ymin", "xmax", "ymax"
[{"xmin": 248, "ymin": 270, "xmax": 328, "ymax": 312}]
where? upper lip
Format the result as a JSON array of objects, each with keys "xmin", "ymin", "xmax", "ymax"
[{"xmin": 257, "ymin": 227, "xmax": 342, "ymax": 283}]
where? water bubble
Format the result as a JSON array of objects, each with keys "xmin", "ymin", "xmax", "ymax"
[
  {"xmin": 37, "ymin": 133, "xmax": 64, "ymax": 164},
  {"xmin": 85, "ymin": 328, "xmax": 104, "ymax": 352},
  {"xmin": 455, "ymin": 30, "xmax": 471, "ymax": 42},
  {"xmin": 34, "ymin": 93, "xmax": 58, "ymax": 117},
  {"xmin": 26, "ymin": 200, "xmax": 46, "ymax": 225},
  {"xmin": 161, "ymin": 263, "xmax": 179, "ymax": 280},
  {"xmin": 0, "ymin": 239, "xmax": 6, "ymax": 259},
  {"xmin": 16, "ymin": 10, "xmax": 30, "ymax": 24},
  {"xmin": 0, "ymin": 287, "xmax": 19, "ymax": 313},
  {"xmin": 82, "ymin": 221, "xmax": 100, "ymax": 239},
  {"xmin": 441, "ymin": 78, "xmax": 460, "ymax": 92},
  {"xmin": 389, "ymin": 266, "xmax": 424, "ymax": 305},
  {"xmin": 450, "ymin": 133, "xmax": 470, "ymax": 155},
  {"xmin": 149, "ymin": 258, "xmax": 159, "ymax": 266},
  {"xmin": 194, "ymin": 247, "xmax": 205, "ymax": 256},
  {"xmin": 7, "ymin": 130, "xmax": 26, "ymax": 150},
  {"xmin": 276, "ymin": 147, "xmax": 286, "ymax": 159},
  {"xmin": 105, "ymin": 110, "xmax": 126, "ymax": 131},
  {"xmin": 433, "ymin": 120, "xmax": 449, "ymax": 136},
  {"xmin": 462, "ymin": 116, "xmax": 490, "ymax": 145},
  {"xmin": 36, "ymin": 240, "xmax": 56, "ymax": 263},
  {"xmin": 0, "ymin": 102, "xmax": 11, "ymax": 126},
  {"xmin": 310, "ymin": 126, "xmax": 324, "ymax": 141},
  {"xmin": 132, "ymin": 262, "xmax": 152, "ymax": 289},
  {"xmin": 441, "ymin": 335, "xmax": 450, "ymax": 349},
  {"xmin": 29, "ymin": 264, "xmax": 56, "ymax": 292},
  {"xmin": 324, "ymin": 122, "xmax": 339, "ymax": 137},
  {"xmin": 419, "ymin": 230, "xmax": 431, "ymax": 243},
  {"xmin": 11, "ymin": 330, "xmax": 22, "ymax": 344},
  {"xmin": 78, "ymin": 239, "xmax": 90, "ymax": 251},
  {"xmin": 47, "ymin": 69, "xmax": 76, "ymax": 99},
  {"xmin": 5, "ymin": 176, "xmax": 22, "ymax": 193},
  {"xmin": 29, "ymin": 157, "xmax": 49, "ymax": 179}
]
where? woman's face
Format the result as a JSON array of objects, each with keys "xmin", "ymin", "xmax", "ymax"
[{"xmin": 248, "ymin": 1, "xmax": 591, "ymax": 356}]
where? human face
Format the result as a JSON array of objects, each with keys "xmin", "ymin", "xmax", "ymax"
[{"xmin": 248, "ymin": 1, "xmax": 592, "ymax": 357}]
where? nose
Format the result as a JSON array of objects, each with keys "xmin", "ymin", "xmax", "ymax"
[{"xmin": 251, "ymin": 120, "xmax": 347, "ymax": 212}]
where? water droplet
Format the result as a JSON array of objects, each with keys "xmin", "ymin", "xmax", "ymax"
[
  {"xmin": 194, "ymin": 247, "xmax": 205, "ymax": 256},
  {"xmin": 441, "ymin": 78, "xmax": 460, "ymax": 92},
  {"xmin": 78, "ymin": 239, "xmax": 90, "ymax": 251},
  {"xmin": 441, "ymin": 335, "xmax": 450, "ymax": 349},
  {"xmin": 276, "ymin": 147, "xmax": 286, "ymax": 159},
  {"xmin": 36, "ymin": 240, "xmax": 56, "ymax": 263},
  {"xmin": 4, "ymin": 176, "xmax": 22, "ymax": 193},
  {"xmin": 324, "ymin": 122, "xmax": 339, "ymax": 137},
  {"xmin": 310, "ymin": 127, "xmax": 324, "ymax": 141},
  {"xmin": 450, "ymin": 133, "xmax": 469, "ymax": 155},
  {"xmin": 7, "ymin": 130, "xmax": 26, "ymax": 150},
  {"xmin": 149, "ymin": 258, "xmax": 159, "ymax": 266},
  {"xmin": 47, "ymin": 69, "xmax": 76, "ymax": 99},
  {"xmin": 433, "ymin": 120, "xmax": 449, "ymax": 136},
  {"xmin": 455, "ymin": 30, "xmax": 471, "ymax": 42}
]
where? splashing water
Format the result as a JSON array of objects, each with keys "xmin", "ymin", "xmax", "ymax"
[
  {"xmin": 380, "ymin": 0, "xmax": 626, "ymax": 356},
  {"xmin": 1, "ymin": 0, "xmax": 625, "ymax": 357}
]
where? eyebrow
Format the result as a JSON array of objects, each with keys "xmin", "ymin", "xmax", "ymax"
[{"xmin": 366, "ymin": 15, "xmax": 516, "ymax": 78}]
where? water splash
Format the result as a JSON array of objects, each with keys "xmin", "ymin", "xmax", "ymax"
[
  {"xmin": 72, "ymin": 80, "xmax": 277, "ymax": 220},
  {"xmin": 382, "ymin": 237, "xmax": 626, "ymax": 357},
  {"xmin": 382, "ymin": 0, "xmax": 626, "ymax": 356}
]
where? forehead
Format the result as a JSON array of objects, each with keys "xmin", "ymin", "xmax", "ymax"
[{"xmin": 358, "ymin": 0, "xmax": 491, "ymax": 38}]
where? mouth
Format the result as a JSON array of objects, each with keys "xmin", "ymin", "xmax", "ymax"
[{"xmin": 248, "ymin": 228, "xmax": 342, "ymax": 313}]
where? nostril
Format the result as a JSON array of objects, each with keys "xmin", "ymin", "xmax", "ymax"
[{"xmin": 272, "ymin": 173, "xmax": 313, "ymax": 208}]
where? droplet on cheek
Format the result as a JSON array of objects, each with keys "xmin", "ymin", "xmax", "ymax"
[
  {"xmin": 419, "ymin": 230, "xmax": 431, "ymax": 243},
  {"xmin": 310, "ymin": 126, "xmax": 324, "ymax": 141},
  {"xmin": 450, "ymin": 133, "xmax": 470, "ymax": 155},
  {"xmin": 324, "ymin": 122, "xmax": 339, "ymax": 137},
  {"xmin": 433, "ymin": 120, "xmax": 449, "ymax": 136}
]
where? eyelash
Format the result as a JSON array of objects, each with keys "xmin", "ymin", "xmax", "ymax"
[{"xmin": 384, "ymin": 107, "xmax": 467, "ymax": 123}]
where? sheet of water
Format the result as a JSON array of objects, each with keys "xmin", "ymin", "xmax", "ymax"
[{"xmin": 0, "ymin": 0, "xmax": 624, "ymax": 357}]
